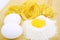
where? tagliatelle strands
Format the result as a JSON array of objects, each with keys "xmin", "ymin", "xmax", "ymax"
[
  {"xmin": 39, "ymin": 4, "xmax": 54, "ymax": 18},
  {"xmin": 21, "ymin": 1, "xmax": 36, "ymax": 17},
  {"xmin": 4, "ymin": 0, "xmax": 54, "ymax": 20},
  {"xmin": 21, "ymin": 0, "xmax": 41, "ymax": 19},
  {"xmin": 5, "ymin": 6, "xmax": 21, "ymax": 16},
  {"xmin": 23, "ymin": 3, "xmax": 41, "ymax": 19}
]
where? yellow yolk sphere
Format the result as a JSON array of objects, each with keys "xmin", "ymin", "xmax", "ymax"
[{"xmin": 32, "ymin": 19, "xmax": 46, "ymax": 28}]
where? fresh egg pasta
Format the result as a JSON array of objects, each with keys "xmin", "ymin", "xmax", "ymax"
[
  {"xmin": 4, "ymin": 0, "xmax": 54, "ymax": 20},
  {"xmin": 39, "ymin": 4, "xmax": 54, "ymax": 18}
]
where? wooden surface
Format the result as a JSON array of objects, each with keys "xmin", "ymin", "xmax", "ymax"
[{"xmin": 0, "ymin": 0, "xmax": 60, "ymax": 40}]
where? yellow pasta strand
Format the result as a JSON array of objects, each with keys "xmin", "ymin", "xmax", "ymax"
[
  {"xmin": 5, "ymin": 0, "xmax": 54, "ymax": 20},
  {"xmin": 23, "ymin": 3, "xmax": 41, "ymax": 19},
  {"xmin": 5, "ymin": 6, "xmax": 19, "ymax": 16},
  {"xmin": 39, "ymin": 4, "xmax": 54, "ymax": 18}
]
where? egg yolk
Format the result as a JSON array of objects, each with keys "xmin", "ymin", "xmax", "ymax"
[{"xmin": 32, "ymin": 19, "xmax": 46, "ymax": 28}]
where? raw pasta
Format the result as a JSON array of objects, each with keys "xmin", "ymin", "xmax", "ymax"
[{"xmin": 5, "ymin": 0, "xmax": 54, "ymax": 20}]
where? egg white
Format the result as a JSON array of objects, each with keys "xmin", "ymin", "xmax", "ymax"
[
  {"xmin": 22, "ymin": 15, "xmax": 57, "ymax": 40},
  {"xmin": 1, "ymin": 13, "xmax": 23, "ymax": 39},
  {"xmin": 4, "ymin": 13, "xmax": 21, "ymax": 24},
  {"xmin": 1, "ymin": 23, "xmax": 23, "ymax": 39}
]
